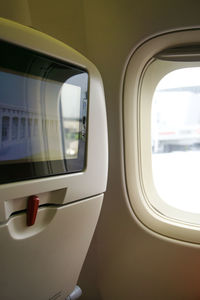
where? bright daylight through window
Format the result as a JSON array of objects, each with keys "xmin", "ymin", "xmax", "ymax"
[{"xmin": 152, "ymin": 67, "xmax": 200, "ymax": 214}]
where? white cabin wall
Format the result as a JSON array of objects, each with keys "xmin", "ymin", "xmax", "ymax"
[
  {"xmin": 0, "ymin": 0, "xmax": 31, "ymax": 26},
  {"xmin": 28, "ymin": 0, "xmax": 87, "ymax": 55},
  {"xmin": 78, "ymin": 2, "xmax": 200, "ymax": 299}
]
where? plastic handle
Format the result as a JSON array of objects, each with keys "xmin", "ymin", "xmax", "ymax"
[{"xmin": 27, "ymin": 195, "xmax": 39, "ymax": 226}]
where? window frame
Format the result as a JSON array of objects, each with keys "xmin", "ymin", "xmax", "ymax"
[{"xmin": 123, "ymin": 28, "xmax": 200, "ymax": 244}]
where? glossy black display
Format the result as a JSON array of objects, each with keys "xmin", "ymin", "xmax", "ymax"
[{"xmin": 0, "ymin": 41, "xmax": 88, "ymax": 183}]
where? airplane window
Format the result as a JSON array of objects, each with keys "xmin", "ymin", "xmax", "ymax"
[
  {"xmin": 124, "ymin": 30, "xmax": 200, "ymax": 243},
  {"xmin": 152, "ymin": 67, "xmax": 200, "ymax": 214},
  {"xmin": 139, "ymin": 58, "xmax": 200, "ymax": 226}
]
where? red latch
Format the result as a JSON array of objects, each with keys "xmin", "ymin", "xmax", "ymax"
[{"xmin": 27, "ymin": 195, "xmax": 39, "ymax": 226}]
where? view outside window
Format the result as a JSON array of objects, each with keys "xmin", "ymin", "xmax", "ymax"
[{"xmin": 152, "ymin": 67, "xmax": 200, "ymax": 213}]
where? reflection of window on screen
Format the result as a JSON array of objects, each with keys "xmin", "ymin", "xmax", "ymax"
[
  {"xmin": 2, "ymin": 116, "xmax": 9, "ymax": 141},
  {"xmin": 20, "ymin": 118, "xmax": 26, "ymax": 139},
  {"xmin": 61, "ymin": 83, "xmax": 81, "ymax": 159},
  {"xmin": 12, "ymin": 117, "xmax": 18, "ymax": 140}
]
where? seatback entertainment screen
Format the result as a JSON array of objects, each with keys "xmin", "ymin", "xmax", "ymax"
[{"xmin": 0, "ymin": 41, "xmax": 88, "ymax": 183}]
